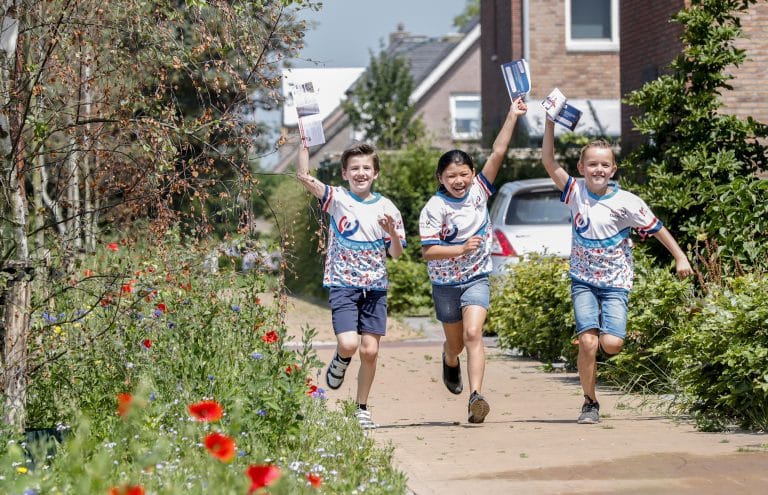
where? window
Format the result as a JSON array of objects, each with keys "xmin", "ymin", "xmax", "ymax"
[
  {"xmin": 566, "ymin": 0, "xmax": 619, "ymax": 52},
  {"xmin": 450, "ymin": 95, "xmax": 481, "ymax": 141}
]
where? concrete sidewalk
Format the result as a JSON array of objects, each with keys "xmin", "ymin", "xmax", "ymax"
[{"xmin": 317, "ymin": 338, "xmax": 768, "ymax": 495}]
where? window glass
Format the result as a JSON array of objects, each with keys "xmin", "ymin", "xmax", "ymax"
[
  {"xmin": 571, "ymin": 0, "xmax": 611, "ymax": 39},
  {"xmin": 505, "ymin": 190, "xmax": 571, "ymax": 225},
  {"xmin": 451, "ymin": 96, "xmax": 481, "ymax": 139}
]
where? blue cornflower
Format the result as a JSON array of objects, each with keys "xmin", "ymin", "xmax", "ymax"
[
  {"xmin": 41, "ymin": 311, "xmax": 57, "ymax": 323},
  {"xmin": 251, "ymin": 352, "xmax": 263, "ymax": 360},
  {"xmin": 231, "ymin": 304, "xmax": 241, "ymax": 313}
]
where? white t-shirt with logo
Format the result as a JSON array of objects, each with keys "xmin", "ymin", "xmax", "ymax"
[
  {"xmin": 321, "ymin": 185, "xmax": 406, "ymax": 290},
  {"xmin": 419, "ymin": 174, "xmax": 495, "ymax": 285},
  {"xmin": 562, "ymin": 177, "xmax": 662, "ymax": 290}
]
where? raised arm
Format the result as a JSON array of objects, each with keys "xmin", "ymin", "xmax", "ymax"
[
  {"xmin": 296, "ymin": 145, "xmax": 326, "ymax": 199},
  {"xmin": 542, "ymin": 119, "xmax": 571, "ymax": 192},
  {"xmin": 653, "ymin": 227, "xmax": 693, "ymax": 278},
  {"xmin": 481, "ymin": 97, "xmax": 528, "ymax": 184}
]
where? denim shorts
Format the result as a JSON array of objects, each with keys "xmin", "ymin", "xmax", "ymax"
[
  {"xmin": 431, "ymin": 276, "xmax": 490, "ymax": 324},
  {"xmin": 328, "ymin": 287, "xmax": 388, "ymax": 336},
  {"xmin": 571, "ymin": 278, "xmax": 629, "ymax": 339}
]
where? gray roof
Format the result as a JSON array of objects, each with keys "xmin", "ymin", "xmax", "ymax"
[{"xmin": 386, "ymin": 35, "xmax": 462, "ymax": 87}]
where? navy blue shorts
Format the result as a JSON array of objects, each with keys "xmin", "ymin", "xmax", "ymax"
[{"xmin": 328, "ymin": 287, "xmax": 388, "ymax": 336}]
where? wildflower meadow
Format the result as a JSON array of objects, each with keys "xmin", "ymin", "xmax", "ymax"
[{"xmin": 0, "ymin": 232, "xmax": 407, "ymax": 494}]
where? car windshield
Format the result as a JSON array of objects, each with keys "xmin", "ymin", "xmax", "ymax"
[{"xmin": 505, "ymin": 190, "xmax": 571, "ymax": 225}]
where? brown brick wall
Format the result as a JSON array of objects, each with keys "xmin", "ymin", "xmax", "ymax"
[
  {"xmin": 620, "ymin": 0, "xmax": 685, "ymax": 149},
  {"xmin": 481, "ymin": 0, "xmax": 621, "ymax": 145},
  {"xmin": 721, "ymin": 3, "xmax": 768, "ymax": 124},
  {"xmin": 527, "ymin": 0, "xmax": 620, "ymax": 103}
]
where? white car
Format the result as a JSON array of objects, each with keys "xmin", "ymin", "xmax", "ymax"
[{"xmin": 489, "ymin": 178, "xmax": 572, "ymax": 276}]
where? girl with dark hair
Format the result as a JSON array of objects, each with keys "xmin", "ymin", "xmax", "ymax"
[{"xmin": 418, "ymin": 98, "xmax": 527, "ymax": 424}]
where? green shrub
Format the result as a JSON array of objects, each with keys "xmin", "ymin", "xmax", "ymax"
[
  {"xmin": 487, "ymin": 256, "xmax": 575, "ymax": 367},
  {"xmin": 386, "ymin": 253, "xmax": 433, "ymax": 316},
  {"xmin": 599, "ymin": 249, "xmax": 694, "ymax": 392},
  {"xmin": 658, "ymin": 272, "xmax": 768, "ymax": 431}
]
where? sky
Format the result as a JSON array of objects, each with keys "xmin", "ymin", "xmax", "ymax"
[{"xmin": 293, "ymin": 0, "xmax": 472, "ymax": 68}]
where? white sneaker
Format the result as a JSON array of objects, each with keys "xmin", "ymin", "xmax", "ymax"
[
  {"xmin": 354, "ymin": 408, "xmax": 377, "ymax": 430},
  {"xmin": 325, "ymin": 354, "xmax": 349, "ymax": 390}
]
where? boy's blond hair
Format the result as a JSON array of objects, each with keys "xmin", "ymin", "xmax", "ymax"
[{"xmin": 579, "ymin": 139, "xmax": 615, "ymax": 164}]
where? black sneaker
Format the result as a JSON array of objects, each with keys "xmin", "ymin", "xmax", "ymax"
[
  {"xmin": 577, "ymin": 395, "xmax": 600, "ymax": 424},
  {"xmin": 467, "ymin": 391, "xmax": 490, "ymax": 424},
  {"xmin": 325, "ymin": 353, "xmax": 350, "ymax": 390},
  {"xmin": 442, "ymin": 352, "xmax": 463, "ymax": 395}
]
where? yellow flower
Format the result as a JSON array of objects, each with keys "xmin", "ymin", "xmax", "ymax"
[
  {"xmin": 53, "ymin": 325, "xmax": 62, "ymax": 334},
  {"xmin": 16, "ymin": 466, "xmax": 28, "ymax": 474}
]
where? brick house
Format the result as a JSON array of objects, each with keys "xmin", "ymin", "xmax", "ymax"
[
  {"xmin": 273, "ymin": 21, "xmax": 482, "ymax": 172},
  {"xmin": 480, "ymin": 0, "xmax": 622, "ymax": 146},
  {"xmin": 620, "ymin": 0, "xmax": 768, "ymax": 150}
]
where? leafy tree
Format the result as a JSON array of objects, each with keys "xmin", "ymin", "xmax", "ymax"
[
  {"xmin": 624, "ymin": 0, "xmax": 768, "ymax": 272},
  {"xmin": 0, "ymin": 0, "xmax": 312, "ymax": 430},
  {"xmin": 341, "ymin": 50, "xmax": 425, "ymax": 149},
  {"xmin": 453, "ymin": 0, "xmax": 480, "ymax": 30}
]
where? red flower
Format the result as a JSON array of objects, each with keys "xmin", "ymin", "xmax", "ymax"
[
  {"xmin": 107, "ymin": 242, "xmax": 119, "ymax": 252},
  {"xmin": 108, "ymin": 485, "xmax": 145, "ymax": 495},
  {"xmin": 204, "ymin": 432, "xmax": 236, "ymax": 462},
  {"xmin": 188, "ymin": 400, "xmax": 223, "ymax": 422},
  {"xmin": 141, "ymin": 339, "xmax": 153, "ymax": 349},
  {"xmin": 156, "ymin": 303, "xmax": 167, "ymax": 312},
  {"xmin": 261, "ymin": 330, "xmax": 278, "ymax": 344},
  {"xmin": 83, "ymin": 269, "xmax": 95, "ymax": 277},
  {"xmin": 246, "ymin": 464, "xmax": 281, "ymax": 493},
  {"xmin": 306, "ymin": 384, "xmax": 318, "ymax": 396},
  {"xmin": 117, "ymin": 393, "xmax": 133, "ymax": 417},
  {"xmin": 121, "ymin": 283, "xmax": 133, "ymax": 294},
  {"xmin": 306, "ymin": 472, "xmax": 322, "ymax": 488}
]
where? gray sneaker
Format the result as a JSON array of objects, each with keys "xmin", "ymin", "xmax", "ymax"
[
  {"xmin": 325, "ymin": 353, "xmax": 350, "ymax": 390},
  {"xmin": 577, "ymin": 396, "xmax": 600, "ymax": 424},
  {"xmin": 467, "ymin": 391, "xmax": 490, "ymax": 424}
]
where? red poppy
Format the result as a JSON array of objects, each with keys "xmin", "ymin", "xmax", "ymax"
[
  {"xmin": 107, "ymin": 242, "xmax": 119, "ymax": 252},
  {"xmin": 156, "ymin": 303, "xmax": 167, "ymax": 312},
  {"xmin": 261, "ymin": 330, "xmax": 278, "ymax": 344},
  {"xmin": 188, "ymin": 400, "xmax": 223, "ymax": 422},
  {"xmin": 121, "ymin": 283, "xmax": 133, "ymax": 294},
  {"xmin": 254, "ymin": 297, "xmax": 261, "ymax": 305},
  {"xmin": 246, "ymin": 464, "xmax": 281, "ymax": 493},
  {"xmin": 108, "ymin": 485, "xmax": 145, "ymax": 495},
  {"xmin": 117, "ymin": 393, "xmax": 133, "ymax": 417},
  {"xmin": 141, "ymin": 339, "xmax": 153, "ymax": 349},
  {"xmin": 306, "ymin": 384, "xmax": 318, "ymax": 396},
  {"xmin": 306, "ymin": 472, "xmax": 322, "ymax": 488},
  {"xmin": 203, "ymin": 432, "xmax": 236, "ymax": 462},
  {"xmin": 83, "ymin": 269, "xmax": 95, "ymax": 277}
]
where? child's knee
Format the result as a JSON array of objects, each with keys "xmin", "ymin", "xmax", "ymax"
[{"xmin": 599, "ymin": 335, "xmax": 624, "ymax": 356}]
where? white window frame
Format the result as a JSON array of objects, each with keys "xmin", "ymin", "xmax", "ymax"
[
  {"xmin": 450, "ymin": 94, "xmax": 482, "ymax": 141},
  {"xmin": 565, "ymin": 0, "xmax": 619, "ymax": 52}
]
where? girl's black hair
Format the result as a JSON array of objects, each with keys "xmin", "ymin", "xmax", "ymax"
[
  {"xmin": 436, "ymin": 149, "xmax": 474, "ymax": 177},
  {"xmin": 435, "ymin": 149, "xmax": 474, "ymax": 192}
]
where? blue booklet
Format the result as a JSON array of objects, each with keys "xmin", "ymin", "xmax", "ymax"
[
  {"xmin": 541, "ymin": 88, "xmax": 582, "ymax": 131},
  {"xmin": 500, "ymin": 59, "xmax": 531, "ymax": 100}
]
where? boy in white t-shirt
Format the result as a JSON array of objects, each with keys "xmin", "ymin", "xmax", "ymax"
[
  {"xmin": 541, "ymin": 118, "xmax": 693, "ymax": 424},
  {"xmin": 297, "ymin": 143, "xmax": 406, "ymax": 430}
]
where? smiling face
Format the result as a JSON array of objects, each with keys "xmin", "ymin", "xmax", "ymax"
[
  {"xmin": 577, "ymin": 145, "xmax": 617, "ymax": 196},
  {"xmin": 341, "ymin": 154, "xmax": 378, "ymax": 199},
  {"xmin": 438, "ymin": 162, "xmax": 475, "ymax": 199}
]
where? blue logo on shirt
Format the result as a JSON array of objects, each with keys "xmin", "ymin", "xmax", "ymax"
[
  {"xmin": 441, "ymin": 223, "xmax": 459, "ymax": 242},
  {"xmin": 574, "ymin": 213, "xmax": 590, "ymax": 234},
  {"xmin": 337, "ymin": 215, "xmax": 360, "ymax": 238}
]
